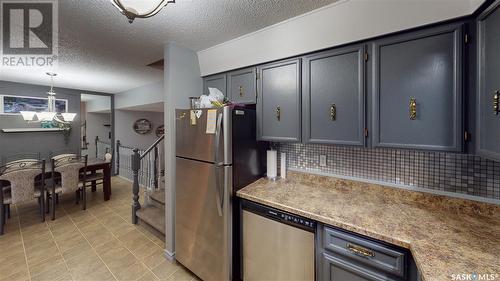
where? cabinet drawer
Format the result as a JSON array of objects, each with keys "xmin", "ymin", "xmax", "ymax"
[
  {"xmin": 322, "ymin": 253, "xmax": 401, "ymax": 281},
  {"xmin": 323, "ymin": 227, "xmax": 406, "ymax": 278}
]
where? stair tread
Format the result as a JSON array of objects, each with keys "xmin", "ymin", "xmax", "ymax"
[
  {"xmin": 136, "ymin": 206, "xmax": 165, "ymax": 234},
  {"xmin": 150, "ymin": 189, "xmax": 165, "ymax": 205}
]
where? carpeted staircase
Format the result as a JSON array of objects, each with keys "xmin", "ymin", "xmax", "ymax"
[{"xmin": 137, "ymin": 188, "xmax": 165, "ymax": 235}]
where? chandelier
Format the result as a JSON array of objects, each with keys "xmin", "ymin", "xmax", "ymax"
[
  {"xmin": 110, "ymin": 0, "xmax": 175, "ymax": 23},
  {"xmin": 20, "ymin": 73, "xmax": 77, "ymax": 129}
]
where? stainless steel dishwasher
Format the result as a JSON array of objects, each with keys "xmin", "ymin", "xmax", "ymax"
[{"xmin": 241, "ymin": 200, "xmax": 316, "ymax": 281}]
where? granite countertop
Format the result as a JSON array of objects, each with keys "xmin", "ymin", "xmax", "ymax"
[{"xmin": 236, "ymin": 172, "xmax": 500, "ymax": 281}]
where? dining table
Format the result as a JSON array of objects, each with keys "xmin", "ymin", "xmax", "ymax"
[
  {"xmin": 36, "ymin": 157, "xmax": 113, "ymax": 201},
  {"xmin": 86, "ymin": 158, "xmax": 112, "ymax": 201}
]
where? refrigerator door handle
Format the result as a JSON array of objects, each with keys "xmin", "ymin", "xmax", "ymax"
[
  {"xmin": 215, "ymin": 164, "xmax": 224, "ymax": 217},
  {"xmin": 214, "ymin": 112, "xmax": 223, "ymax": 165}
]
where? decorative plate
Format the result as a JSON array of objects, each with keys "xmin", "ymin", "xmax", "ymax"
[
  {"xmin": 155, "ymin": 125, "xmax": 165, "ymax": 137},
  {"xmin": 133, "ymin": 119, "xmax": 152, "ymax": 134}
]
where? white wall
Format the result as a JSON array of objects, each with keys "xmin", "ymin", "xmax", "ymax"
[
  {"xmin": 85, "ymin": 112, "xmax": 111, "ymax": 158},
  {"xmin": 85, "ymin": 96, "xmax": 111, "ymax": 113},
  {"xmin": 164, "ymin": 42, "xmax": 203, "ymax": 257},
  {"xmin": 198, "ymin": 0, "xmax": 483, "ymax": 76},
  {"xmin": 115, "ymin": 81, "xmax": 163, "ymax": 109}
]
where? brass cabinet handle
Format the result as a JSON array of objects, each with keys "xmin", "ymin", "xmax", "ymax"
[
  {"xmin": 494, "ymin": 91, "xmax": 499, "ymax": 115},
  {"xmin": 409, "ymin": 97, "xmax": 417, "ymax": 120},
  {"xmin": 276, "ymin": 106, "xmax": 281, "ymax": 121},
  {"xmin": 330, "ymin": 104, "xmax": 336, "ymax": 121},
  {"xmin": 347, "ymin": 243, "xmax": 375, "ymax": 258},
  {"xmin": 239, "ymin": 86, "xmax": 244, "ymax": 97}
]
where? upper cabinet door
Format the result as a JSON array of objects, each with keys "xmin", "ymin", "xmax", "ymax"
[
  {"xmin": 203, "ymin": 74, "xmax": 227, "ymax": 97},
  {"xmin": 228, "ymin": 68, "xmax": 257, "ymax": 104},
  {"xmin": 371, "ymin": 24, "xmax": 463, "ymax": 151},
  {"xmin": 477, "ymin": 1, "xmax": 500, "ymax": 161},
  {"xmin": 257, "ymin": 58, "xmax": 301, "ymax": 142},
  {"xmin": 303, "ymin": 45, "xmax": 366, "ymax": 146}
]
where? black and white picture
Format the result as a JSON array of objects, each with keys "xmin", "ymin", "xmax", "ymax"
[{"xmin": 0, "ymin": 95, "xmax": 68, "ymax": 114}]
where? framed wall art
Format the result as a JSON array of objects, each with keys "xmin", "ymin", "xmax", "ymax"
[
  {"xmin": 0, "ymin": 95, "xmax": 68, "ymax": 114},
  {"xmin": 155, "ymin": 125, "xmax": 164, "ymax": 137},
  {"xmin": 133, "ymin": 119, "xmax": 152, "ymax": 134}
]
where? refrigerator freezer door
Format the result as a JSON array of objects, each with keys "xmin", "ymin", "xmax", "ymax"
[
  {"xmin": 175, "ymin": 157, "xmax": 230, "ymax": 281},
  {"xmin": 175, "ymin": 108, "xmax": 225, "ymax": 164}
]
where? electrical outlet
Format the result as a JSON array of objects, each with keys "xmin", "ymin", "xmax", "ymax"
[{"xmin": 319, "ymin": 155, "xmax": 327, "ymax": 167}]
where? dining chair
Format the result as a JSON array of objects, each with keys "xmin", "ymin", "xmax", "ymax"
[
  {"xmin": 0, "ymin": 180, "xmax": 10, "ymax": 220},
  {"xmin": 48, "ymin": 155, "xmax": 87, "ymax": 220},
  {"xmin": 1, "ymin": 153, "xmax": 43, "ymax": 221},
  {"xmin": 48, "ymin": 151, "xmax": 78, "ymax": 204},
  {"xmin": 0, "ymin": 159, "xmax": 46, "ymax": 235},
  {"xmin": 1, "ymin": 152, "xmax": 41, "ymax": 165},
  {"xmin": 81, "ymin": 152, "xmax": 112, "ymax": 194}
]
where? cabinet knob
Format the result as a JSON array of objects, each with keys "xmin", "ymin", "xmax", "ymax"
[
  {"xmin": 239, "ymin": 86, "xmax": 244, "ymax": 97},
  {"xmin": 330, "ymin": 104, "xmax": 336, "ymax": 121},
  {"xmin": 409, "ymin": 97, "xmax": 417, "ymax": 120},
  {"xmin": 177, "ymin": 112, "xmax": 187, "ymax": 120},
  {"xmin": 276, "ymin": 106, "xmax": 281, "ymax": 121},
  {"xmin": 494, "ymin": 91, "xmax": 499, "ymax": 115}
]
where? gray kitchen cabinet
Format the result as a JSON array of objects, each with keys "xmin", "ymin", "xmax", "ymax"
[
  {"xmin": 228, "ymin": 68, "xmax": 257, "ymax": 104},
  {"xmin": 257, "ymin": 58, "xmax": 301, "ymax": 142},
  {"xmin": 203, "ymin": 73, "xmax": 227, "ymax": 97},
  {"xmin": 477, "ymin": 1, "xmax": 500, "ymax": 161},
  {"xmin": 319, "ymin": 225, "xmax": 413, "ymax": 281},
  {"xmin": 371, "ymin": 23, "xmax": 463, "ymax": 151},
  {"xmin": 322, "ymin": 253, "xmax": 397, "ymax": 281},
  {"xmin": 303, "ymin": 44, "xmax": 366, "ymax": 146}
]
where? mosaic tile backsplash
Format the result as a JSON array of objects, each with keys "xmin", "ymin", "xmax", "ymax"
[{"xmin": 278, "ymin": 143, "xmax": 500, "ymax": 200}]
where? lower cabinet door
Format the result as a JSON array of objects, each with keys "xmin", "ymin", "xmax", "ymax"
[{"xmin": 322, "ymin": 253, "xmax": 399, "ymax": 281}]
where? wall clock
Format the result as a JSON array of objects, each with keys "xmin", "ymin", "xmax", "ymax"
[{"xmin": 133, "ymin": 119, "xmax": 152, "ymax": 134}]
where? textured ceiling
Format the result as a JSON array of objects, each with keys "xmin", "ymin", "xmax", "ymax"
[{"xmin": 0, "ymin": 0, "xmax": 338, "ymax": 94}]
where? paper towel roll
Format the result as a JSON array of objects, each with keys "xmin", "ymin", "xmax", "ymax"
[
  {"xmin": 267, "ymin": 150, "xmax": 277, "ymax": 180},
  {"xmin": 280, "ymin": 153, "xmax": 286, "ymax": 179}
]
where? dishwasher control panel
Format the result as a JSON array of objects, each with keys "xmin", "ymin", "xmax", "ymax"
[
  {"xmin": 267, "ymin": 210, "xmax": 316, "ymax": 230},
  {"xmin": 241, "ymin": 200, "xmax": 316, "ymax": 232}
]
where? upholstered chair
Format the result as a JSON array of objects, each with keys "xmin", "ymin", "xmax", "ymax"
[
  {"xmin": 49, "ymin": 155, "xmax": 87, "ymax": 220},
  {"xmin": 1, "ymin": 152, "xmax": 41, "ymax": 165},
  {"xmin": 0, "ymin": 159, "xmax": 46, "ymax": 235}
]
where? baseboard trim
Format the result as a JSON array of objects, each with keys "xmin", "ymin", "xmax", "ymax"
[
  {"xmin": 116, "ymin": 175, "xmax": 148, "ymax": 189},
  {"xmin": 164, "ymin": 249, "xmax": 175, "ymax": 261}
]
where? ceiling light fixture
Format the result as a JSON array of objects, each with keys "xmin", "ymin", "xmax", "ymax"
[
  {"xmin": 110, "ymin": 0, "xmax": 175, "ymax": 23},
  {"xmin": 20, "ymin": 73, "xmax": 77, "ymax": 129}
]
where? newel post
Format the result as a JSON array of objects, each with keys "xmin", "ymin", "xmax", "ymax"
[
  {"xmin": 131, "ymin": 148, "xmax": 141, "ymax": 224},
  {"xmin": 154, "ymin": 146, "xmax": 159, "ymax": 189},
  {"xmin": 116, "ymin": 140, "xmax": 121, "ymax": 176},
  {"xmin": 94, "ymin": 136, "xmax": 99, "ymax": 158}
]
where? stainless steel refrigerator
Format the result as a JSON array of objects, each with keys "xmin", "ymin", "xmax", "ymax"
[{"xmin": 175, "ymin": 106, "xmax": 265, "ymax": 281}]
